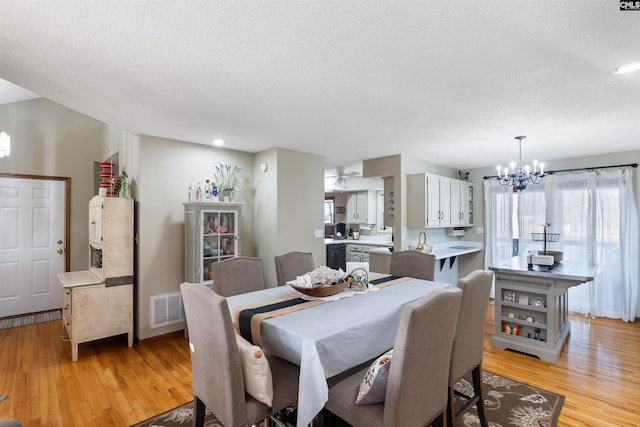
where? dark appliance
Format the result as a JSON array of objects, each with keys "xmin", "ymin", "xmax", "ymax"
[{"xmin": 326, "ymin": 243, "xmax": 346, "ymax": 270}]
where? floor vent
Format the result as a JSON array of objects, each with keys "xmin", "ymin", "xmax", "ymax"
[{"xmin": 150, "ymin": 292, "xmax": 184, "ymax": 329}]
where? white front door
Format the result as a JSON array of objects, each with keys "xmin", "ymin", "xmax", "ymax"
[{"xmin": 0, "ymin": 177, "xmax": 66, "ymax": 316}]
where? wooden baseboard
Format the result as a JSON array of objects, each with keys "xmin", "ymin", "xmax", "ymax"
[{"xmin": 136, "ymin": 330, "xmax": 186, "ymax": 347}]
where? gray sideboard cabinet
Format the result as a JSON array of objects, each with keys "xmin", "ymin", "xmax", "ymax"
[
  {"xmin": 490, "ymin": 257, "xmax": 596, "ymax": 363},
  {"xmin": 183, "ymin": 202, "xmax": 242, "ymax": 285}
]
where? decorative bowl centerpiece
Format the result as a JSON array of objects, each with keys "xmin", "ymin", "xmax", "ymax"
[
  {"xmin": 290, "ymin": 280, "xmax": 354, "ymax": 297},
  {"xmin": 288, "ymin": 266, "xmax": 357, "ymax": 297}
]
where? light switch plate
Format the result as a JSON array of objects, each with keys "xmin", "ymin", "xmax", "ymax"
[
  {"xmin": 314, "ymin": 229, "xmax": 323, "ymax": 237},
  {"xmin": 477, "ymin": 227, "xmax": 484, "ymax": 234}
]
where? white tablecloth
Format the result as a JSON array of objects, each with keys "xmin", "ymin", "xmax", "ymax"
[{"xmin": 227, "ymin": 276, "xmax": 451, "ymax": 427}]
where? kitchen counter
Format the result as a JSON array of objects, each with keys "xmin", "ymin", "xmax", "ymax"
[
  {"xmin": 368, "ymin": 241, "xmax": 483, "ymax": 285},
  {"xmin": 490, "ymin": 256, "xmax": 597, "ymax": 283},
  {"xmin": 367, "ymin": 241, "xmax": 483, "ymax": 260},
  {"xmin": 324, "ymin": 237, "xmax": 393, "ymax": 247}
]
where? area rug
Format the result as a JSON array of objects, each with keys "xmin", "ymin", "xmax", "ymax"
[
  {"xmin": 131, "ymin": 370, "xmax": 564, "ymax": 427},
  {"xmin": 0, "ymin": 309, "xmax": 61, "ymax": 329}
]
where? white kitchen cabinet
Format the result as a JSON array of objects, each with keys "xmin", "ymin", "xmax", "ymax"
[
  {"xmin": 184, "ymin": 202, "xmax": 242, "ymax": 284},
  {"xmin": 346, "ymin": 193, "xmax": 358, "ymax": 223},
  {"xmin": 450, "ymin": 181, "xmax": 474, "ymax": 227},
  {"xmin": 408, "ymin": 173, "xmax": 451, "ymax": 227},
  {"xmin": 346, "ymin": 191, "xmax": 376, "ymax": 224}
]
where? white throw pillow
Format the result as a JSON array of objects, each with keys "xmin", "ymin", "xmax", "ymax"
[
  {"xmin": 235, "ymin": 333, "xmax": 273, "ymax": 407},
  {"xmin": 355, "ymin": 349, "xmax": 393, "ymax": 405}
]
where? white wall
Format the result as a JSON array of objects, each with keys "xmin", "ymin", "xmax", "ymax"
[
  {"xmin": 136, "ymin": 136, "xmax": 255, "ymax": 339},
  {"xmin": 0, "ymin": 98, "xmax": 104, "ymax": 271},
  {"xmin": 255, "ymin": 148, "xmax": 325, "ymax": 285},
  {"xmin": 254, "ymin": 149, "xmax": 279, "ymax": 281}
]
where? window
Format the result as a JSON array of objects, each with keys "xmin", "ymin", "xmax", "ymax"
[
  {"xmin": 485, "ymin": 168, "xmax": 638, "ymax": 321},
  {"xmin": 324, "ymin": 197, "xmax": 335, "ymax": 224}
]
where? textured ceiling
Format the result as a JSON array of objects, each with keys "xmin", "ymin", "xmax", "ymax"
[{"xmin": 1, "ymin": 1, "xmax": 639, "ymax": 171}]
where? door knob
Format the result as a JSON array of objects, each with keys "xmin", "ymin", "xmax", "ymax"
[
  {"xmin": 57, "ymin": 248, "xmax": 63, "ymax": 254},
  {"xmin": 57, "ymin": 240, "xmax": 63, "ymax": 244}
]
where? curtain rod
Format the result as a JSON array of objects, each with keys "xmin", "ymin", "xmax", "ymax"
[{"xmin": 483, "ymin": 162, "xmax": 638, "ymax": 180}]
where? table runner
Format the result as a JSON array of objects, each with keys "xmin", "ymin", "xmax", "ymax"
[
  {"xmin": 232, "ymin": 294, "xmax": 325, "ymax": 345},
  {"xmin": 232, "ymin": 275, "xmax": 409, "ymax": 346}
]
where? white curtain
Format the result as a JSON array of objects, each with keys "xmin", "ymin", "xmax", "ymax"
[
  {"xmin": 483, "ymin": 180, "xmax": 513, "ymax": 298},
  {"xmin": 517, "ymin": 185, "xmax": 546, "ymax": 257},
  {"xmin": 485, "ymin": 168, "xmax": 638, "ymax": 321},
  {"xmin": 547, "ymin": 168, "xmax": 638, "ymax": 321}
]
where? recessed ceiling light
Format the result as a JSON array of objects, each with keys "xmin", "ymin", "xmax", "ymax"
[
  {"xmin": 212, "ymin": 138, "xmax": 224, "ymax": 146},
  {"xmin": 613, "ymin": 62, "xmax": 640, "ymax": 75}
]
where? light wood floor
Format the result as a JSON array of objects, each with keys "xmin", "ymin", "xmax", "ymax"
[{"xmin": 1, "ymin": 305, "xmax": 639, "ymax": 426}]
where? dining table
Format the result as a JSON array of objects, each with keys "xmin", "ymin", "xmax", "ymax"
[{"xmin": 226, "ymin": 273, "xmax": 452, "ymax": 427}]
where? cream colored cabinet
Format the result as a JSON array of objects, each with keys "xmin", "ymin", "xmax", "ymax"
[
  {"xmin": 59, "ymin": 195, "xmax": 134, "ymax": 361},
  {"xmin": 346, "ymin": 191, "xmax": 376, "ymax": 224},
  {"xmin": 88, "ymin": 196, "xmax": 103, "ymax": 247},
  {"xmin": 184, "ymin": 202, "xmax": 242, "ymax": 284},
  {"xmin": 88, "ymin": 196, "xmax": 134, "ymax": 285},
  {"xmin": 60, "ymin": 271, "xmax": 133, "ymax": 362}
]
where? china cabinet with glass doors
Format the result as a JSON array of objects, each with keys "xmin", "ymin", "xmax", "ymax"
[{"xmin": 183, "ymin": 202, "xmax": 242, "ymax": 285}]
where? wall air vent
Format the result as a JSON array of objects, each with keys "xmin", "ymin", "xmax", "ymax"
[{"xmin": 150, "ymin": 292, "xmax": 184, "ymax": 329}]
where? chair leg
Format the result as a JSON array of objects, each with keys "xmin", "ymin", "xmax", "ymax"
[
  {"xmin": 446, "ymin": 384, "xmax": 455, "ymax": 427},
  {"xmin": 192, "ymin": 396, "xmax": 206, "ymax": 427},
  {"xmin": 471, "ymin": 365, "xmax": 488, "ymax": 427},
  {"xmin": 431, "ymin": 411, "xmax": 445, "ymax": 427},
  {"xmin": 310, "ymin": 411, "xmax": 324, "ymax": 427}
]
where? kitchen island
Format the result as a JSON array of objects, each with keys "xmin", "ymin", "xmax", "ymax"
[{"xmin": 490, "ymin": 257, "xmax": 597, "ymax": 363}]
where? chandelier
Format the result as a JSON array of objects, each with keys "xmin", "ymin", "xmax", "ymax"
[{"xmin": 496, "ymin": 135, "xmax": 545, "ymax": 191}]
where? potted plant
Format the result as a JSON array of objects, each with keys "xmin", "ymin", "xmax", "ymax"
[{"xmin": 214, "ymin": 162, "xmax": 241, "ymax": 201}]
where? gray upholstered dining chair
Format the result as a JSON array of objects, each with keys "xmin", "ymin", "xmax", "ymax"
[
  {"xmin": 274, "ymin": 251, "xmax": 315, "ymax": 286},
  {"xmin": 323, "ymin": 287, "xmax": 463, "ymax": 427},
  {"xmin": 447, "ymin": 270, "xmax": 494, "ymax": 427},
  {"xmin": 389, "ymin": 250, "xmax": 436, "ymax": 281},
  {"xmin": 180, "ymin": 283, "xmax": 300, "ymax": 427},
  {"xmin": 212, "ymin": 256, "xmax": 266, "ymax": 297}
]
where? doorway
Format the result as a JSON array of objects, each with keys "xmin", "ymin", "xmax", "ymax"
[{"xmin": 0, "ymin": 174, "xmax": 70, "ymax": 317}]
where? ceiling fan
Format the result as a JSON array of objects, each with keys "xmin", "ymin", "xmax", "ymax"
[{"xmin": 325, "ymin": 167, "xmax": 361, "ymax": 186}]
